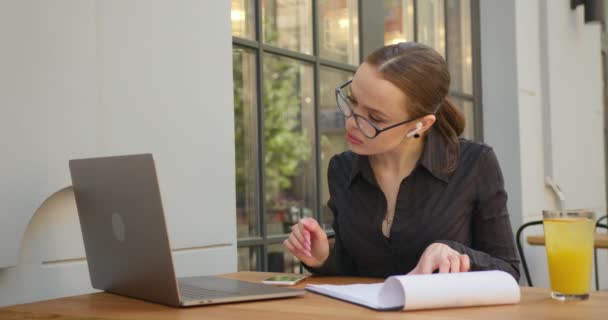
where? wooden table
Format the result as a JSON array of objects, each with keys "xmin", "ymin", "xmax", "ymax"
[
  {"xmin": 527, "ymin": 233, "xmax": 608, "ymax": 248},
  {"xmin": 1, "ymin": 271, "xmax": 607, "ymax": 320}
]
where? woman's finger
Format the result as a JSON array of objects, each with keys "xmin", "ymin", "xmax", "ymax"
[
  {"xmin": 449, "ymin": 255, "xmax": 460, "ymax": 273},
  {"xmin": 283, "ymin": 239, "xmax": 298, "ymax": 256},
  {"xmin": 417, "ymin": 256, "xmax": 434, "ymax": 274},
  {"xmin": 460, "ymin": 254, "xmax": 471, "ymax": 272},
  {"xmin": 296, "ymin": 221, "xmax": 311, "ymax": 249},
  {"xmin": 290, "ymin": 224, "xmax": 309, "ymax": 250},
  {"xmin": 438, "ymin": 258, "xmax": 450, "ymax": 273},
  {"xmin": 301, "ymin": 218, "xmax": 325, "ymax": 245},
  {"xmin": 283, "ymin": 239, "xmax": 310, "ymax": 258},
  {"xmin": 283, "ymin": 239, "xmax": 295, "ymax": 253},
  {"xmin": 287, "ymin": 232, "xmax": 308, "ymax": 254}
]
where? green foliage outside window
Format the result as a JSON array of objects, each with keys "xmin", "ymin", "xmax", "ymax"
[{"xmin": 233, "ymin": 50, "xmax": 311, "ymax": 211}]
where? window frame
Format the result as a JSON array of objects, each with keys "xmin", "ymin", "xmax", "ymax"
[
  {"xmin": 232, "ymin": 0, "xmax": 483, "ymax": 272},
  {"xmin": 233, "ymin": 0, "xmax": 359, "ymax": 271}
]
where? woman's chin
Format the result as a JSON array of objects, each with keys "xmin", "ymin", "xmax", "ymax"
[{"xmin": 348, "ymin": 144, "xmax": 374, "ymax": 155}]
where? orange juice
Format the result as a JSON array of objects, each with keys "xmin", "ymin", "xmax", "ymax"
[{"xmin": 543, "ymin": 218, "xmax": 594, "ymax": 296}]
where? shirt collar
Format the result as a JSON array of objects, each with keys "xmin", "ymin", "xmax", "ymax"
[
  {"xmin": 348, "ymin": 153, "xmax": 374, "ymax": 187},
  {"xmin": 348, "ymin": 128, "xmax": 452, "ymax": 187},
  {"xmin": 418, "ymin": 128, "xmax": 452, "ymax": 183}
]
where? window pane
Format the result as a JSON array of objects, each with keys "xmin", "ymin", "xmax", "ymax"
[
  {"xmin": 238, "ymin": 246, "xmax": 259, "ymax": 271},
  {"xmin": 318, "ymin": 0, "xmax": 359, "ymax": 65},
  {"xmin": 263, "ymin": 54, "xmax": 315, "ymax": 236},
  {"xmin": 384, "ymin": 0, "xmax": 414, "ymax": 45},
  {"xmin": 268, "ymin": 243, "xmax": 301, "ymax": 273},
  {"xmin": 231, "ymin": 0, "xmax": 256, "ymax": 39},
  {"xmin": 233, "ymin": 47, "xmax": 259, "ymax": 238},
  {"xmin": 446, "ymin": 0, "xmax": 473, "ymax": 95},
  {"xmin": 319, "ymin": 67, "xmax": 352, "ymax": 230},
  {"xmin": 449, "ymin": 96, "xmax": 475, "ymax": 140},
  {"xmin": 262, "ymin": 0, "xmax": 313, "ymax": 54},
  {"xmin": 416, "ymin": 0, "xmax": 445, "ymax": 57}
]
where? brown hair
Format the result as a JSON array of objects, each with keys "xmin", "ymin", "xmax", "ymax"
[{"xmin": 365, "ymin": 42, "xmax": 465, "ymax": 173}]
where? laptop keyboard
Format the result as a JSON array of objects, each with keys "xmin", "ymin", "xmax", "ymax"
[
  {"xmin": 177, "ymin": 276, "xmax": 299, "ymax": 303},
  {"xmin": 178, "ymin": 282, "xmax": 235, "ymax": 301}
]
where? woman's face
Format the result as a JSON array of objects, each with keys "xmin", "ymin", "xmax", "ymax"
[{"xmin": 344, "ymin": 63, "xmax": 421, "ymax": 155}]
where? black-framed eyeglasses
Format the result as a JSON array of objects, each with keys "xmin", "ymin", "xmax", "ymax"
[{"xmin": 335, "ymin": 79, "xmax": 418, "ymax": 139}]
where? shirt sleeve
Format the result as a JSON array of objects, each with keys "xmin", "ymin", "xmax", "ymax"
[
  {"xmin": 436, "ymin": 147, "xmax": 521, "ymax": 280},
  {"xmin": 303, "ymin": 156, "xmax": 358, "ymax": 276}
]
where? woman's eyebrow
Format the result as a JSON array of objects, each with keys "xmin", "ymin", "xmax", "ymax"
[{"xmin": 350, "ymin": 87, "xmax": 391, "ymax": 118}]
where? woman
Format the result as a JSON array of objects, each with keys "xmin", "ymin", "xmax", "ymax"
[{"xmin": 283, "ymin": 42, "xmax": 520, "ymax": 280}]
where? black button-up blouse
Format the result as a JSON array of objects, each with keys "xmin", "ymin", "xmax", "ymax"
[{"xmin": 309, "ymin": 129, "xmax": 520, "ymax": 280}]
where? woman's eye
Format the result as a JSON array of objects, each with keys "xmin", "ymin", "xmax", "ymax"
[
  {"xmin": 347, "ymin": 96, "xmax": 358, "ymax": 106},
  {"xmin": 369, "ymin": 115, "xmax": 384, "ymax": 123}
]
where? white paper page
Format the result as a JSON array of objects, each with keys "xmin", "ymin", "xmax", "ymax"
[
  {"xmin": 306, "ymin": 283, "xmax": 386, "ymax": 309},
  {"xmin": 379, "ymin": 270, "xmax": 520, "ymax": 311}
]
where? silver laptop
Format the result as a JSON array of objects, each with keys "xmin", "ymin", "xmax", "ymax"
[{"xmin": 69, "ymin": 153, "xmax": 305, "ymax": 307}]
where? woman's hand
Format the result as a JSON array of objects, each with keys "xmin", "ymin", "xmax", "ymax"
[
  {"xmin": 408, "ymin": 242, "xmax": 471, "ymax": 274},
  {"xmin": 283, "ymin": 217, "xmax": 330, "ymax": 268}
]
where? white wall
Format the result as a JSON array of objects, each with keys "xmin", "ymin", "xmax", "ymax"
[
  {"xmin": 0, "ymin": 0, "xmax": 236, "ymax": 306},
  {"xmin": 544, "ymin": 1, "xmax": 605, "ymax": 213},
  {"xmin": 479, "ymin": 0, "xmax": 523, "ymax": 231},
  {"xmin": 481, "ymin": 0, "xmax": 607, "ymax": 289}
]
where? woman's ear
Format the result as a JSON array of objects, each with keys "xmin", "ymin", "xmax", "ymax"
[
  {"xmin": 406, "ymin": 115, "xmax": 436, "ymax": 138},
  {"xmin": 419, "ymin": 114, "xmax": 436, "ymax": 134}
]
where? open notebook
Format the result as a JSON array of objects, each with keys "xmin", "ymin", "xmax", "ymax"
[{"xmin": 306, "ymin": 270, "xmax": 520, "ymax": 311}]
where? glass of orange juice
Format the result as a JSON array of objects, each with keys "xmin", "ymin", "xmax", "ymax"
[{"xmin": 542, "ymin": 210, "xmax": 595, "ymax": 301}]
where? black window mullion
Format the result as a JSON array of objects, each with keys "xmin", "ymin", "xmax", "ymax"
[
  {"xmin": 237, "ymin": 237, "xmax": 265, "ymax": 247},
  {"xmin": 358, "ymin": 0, "xmax": 364, "ymax": 63},
  {"xmin": 233, "ymin": 37, "xmax": 260, "ymax": 50},
  {"xmin": 261, "ymin": 44, "xmax": 317, "ymax": 63},
  {"xmin": 319, "ymin": 59, "xmax": 358, "ymax": 73},
  {"xmin": 470, "ymin": 0, "xmax": 483, "ymax": 142},
  {"xmin": 449, "ymin": 91, "xmax": 475, "ymax": 101},
  {"xmin": 313, "ymin": 0, "xmax": 321, "ymax": 226},
  {"xmin": 253, "ymin": 0, "xmax": 267, "ymax": 272},
  {"xmin": 413, "ymin": 0, "xmax": 418, "ymax": 42},
  {"xmin": 443, "ymin": 0, "xmax": 449, "ymax": 60},
  {"xmin": 237, "ymin": 235, "xmax": 290, "ymax": 247}
]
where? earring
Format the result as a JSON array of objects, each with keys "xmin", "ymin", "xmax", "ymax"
[{"xmin": 408, "ymin": 122, "xmax": 423, "ymax": 139}]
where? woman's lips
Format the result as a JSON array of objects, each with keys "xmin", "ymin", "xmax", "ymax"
[{"xmin": 346, "ymin": 132, "xmax": 363, "ymax": 145}]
